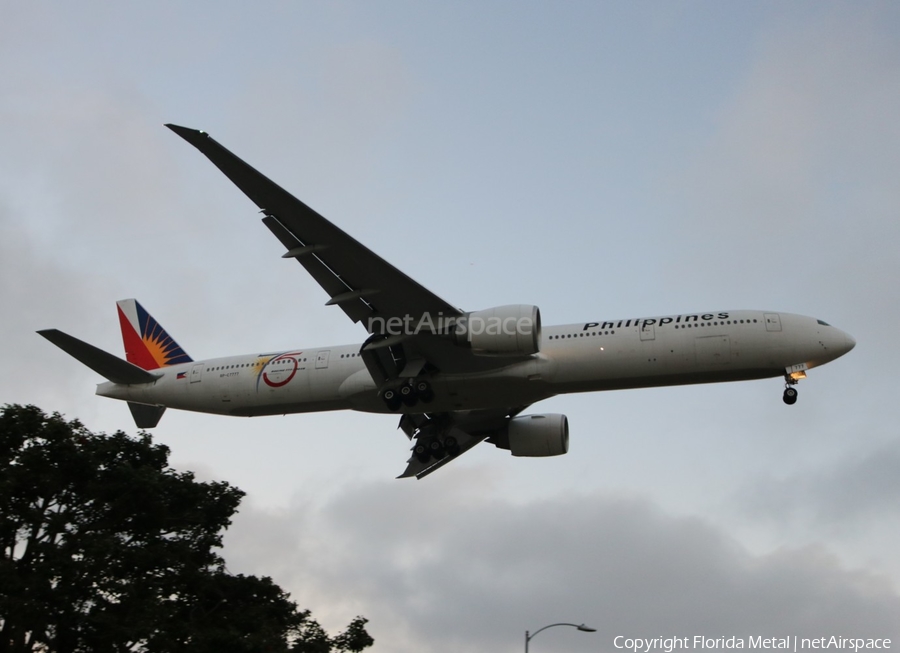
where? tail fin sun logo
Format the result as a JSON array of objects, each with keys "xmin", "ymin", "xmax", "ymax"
[{"xmin": 117, "ymin": 299, "xmax": 193, "ymax": 370}]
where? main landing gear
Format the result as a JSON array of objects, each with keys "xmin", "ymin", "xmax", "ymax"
[
  {"xmin": 395, "ymin": 413, "xmax": 479, "ymax": 478},
  {"xmin": 413, "ymin": 433, "xmax": 460, "ymax": 463},
  {"xmin": 381, "ymin": 379, "xmax": 434, "ymax": 411}
]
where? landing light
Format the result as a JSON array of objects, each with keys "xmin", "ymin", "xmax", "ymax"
[{"xmin": 788, "ymin": 370, "xmax": 807, "ymax": 381}]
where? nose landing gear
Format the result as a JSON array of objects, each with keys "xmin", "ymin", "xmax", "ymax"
[
  {"xmin": 783, "ymin": 385, "xmax": 798, "ymax": 405},
  {"xmin": 782, "ymin": 364, "xmax": 807, "ymax": 406}
]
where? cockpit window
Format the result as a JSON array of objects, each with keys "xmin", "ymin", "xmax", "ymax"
[{"xmin": 816, "ymin": 319, "xmax": 831, "ymax": 326}]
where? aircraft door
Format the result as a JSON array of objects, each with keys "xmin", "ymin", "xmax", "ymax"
[
  {"xmin": 764, "ymin": 313, "xmax": 782, "ymax": 332},
  {"xmin": 640, "ymin": 322, "xmax": 655, "ymax": 341},
  {"xmin": 315, "ymin": 350, "xmax": 330, "ymax": 369},
  {"xmin": 190, "ymin": 363, "xmax": 204, "ymax": 383}
]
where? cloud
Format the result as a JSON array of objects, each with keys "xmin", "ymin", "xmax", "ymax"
[
  {"xmin": 223, "ymin": 474, "xmax": 900, "ymax": 652},
  {"xmin": 732, "ymin": 434, "xmax": 900, "ymax": 585},
  {"xmin": 739, "ymin": 438, "xmax": 900, "ymax": 528}
]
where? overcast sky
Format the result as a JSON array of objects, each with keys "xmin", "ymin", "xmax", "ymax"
[{"xmin": 2, "ymin": 2, "xmax": 900, "ymax": 650}]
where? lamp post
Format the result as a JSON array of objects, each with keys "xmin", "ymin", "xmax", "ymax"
[{"xmin": 524, "ymin": 622, "xmax": 597, "ymax": 652}]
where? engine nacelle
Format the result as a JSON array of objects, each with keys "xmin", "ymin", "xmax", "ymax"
[
  {"xmin": 507, "ymin": 414, "xmax": 569, "ymax": 457},
  {"xmin": 453, "ymin": 304, "xmax": 541, "ymax": 356}
]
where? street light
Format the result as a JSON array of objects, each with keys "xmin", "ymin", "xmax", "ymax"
[{"xmin": 525, "ymin": 622, "xmax": 597, "ymax": 652}]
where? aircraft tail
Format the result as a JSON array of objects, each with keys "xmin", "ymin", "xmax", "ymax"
[
  {"xmin": 38, "ymin": 329, "xmax": 166, "ymax": 425},
  {"xmin": 116, "ymin": 299, "xmax": 192, "ymax": 370}
]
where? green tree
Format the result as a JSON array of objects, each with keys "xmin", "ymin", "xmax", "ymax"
[{"xmin": 0, "ymin": 404, "xmax": 373, "ymax": 653}]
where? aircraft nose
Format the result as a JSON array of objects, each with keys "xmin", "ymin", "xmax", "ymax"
[{"xmin": 843, "ymin": 330, "xmax": 856, "ymax": 353}]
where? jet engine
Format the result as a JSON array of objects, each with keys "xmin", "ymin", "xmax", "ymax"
[
  {"xmin": 453, "ymin": 304, "xmax": 541, "ymax": 356},
  {"xmin": 507, "ymin": 413, "xmax": 569, "ymax": 457}
]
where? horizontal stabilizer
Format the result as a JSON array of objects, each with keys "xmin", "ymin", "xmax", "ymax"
[
  {"xmin": 128, "ymin": 402, "xmax": 166, "ymax": 428},
  {"xmin": 38, "ymin": 329, "xmax": 161, "ymax": 385}
]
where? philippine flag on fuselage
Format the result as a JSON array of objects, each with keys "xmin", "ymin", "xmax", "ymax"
[{"xmin": 176, "ymin": 371, "xmax": 187, "ymax": 380}]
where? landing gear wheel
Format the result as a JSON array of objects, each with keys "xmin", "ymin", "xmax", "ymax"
[
  {"xmin": 382, "ymin": 389, "xmax": 401, "ymax": 412},
  {"xmin": 400, "ymin": 383, "xmax": 418, "ymax": 407},
  {"xmin": 413, "ymin": 438, "xmax": 445, "ymax": 463},
  {"xmin": 416, "ymin": 380, "xmax": 434, "ymax": 403},
  {"xmin": 783, "ymin": 387, "xmax": 798, "ymax": 405},
  {"xmin": 414, "ymin": 442, "xmax": 430, "ymax": 463},
  {"xmin": 428, "ymin": 438, "xmax": 445, "ymax": 459},
  {"xmin": 444, "ymin": 435, "xmax": 460, "ymax": 456}
]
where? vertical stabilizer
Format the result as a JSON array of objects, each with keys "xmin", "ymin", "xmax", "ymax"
[{"xmin": 116, "ymin": 299, "xmax": 192, "ymax": 370}]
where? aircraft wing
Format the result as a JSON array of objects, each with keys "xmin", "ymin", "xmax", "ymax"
[
  {"xmin": 166, "ymin": 124, "xmax": 462, "ymax": 329},
  {"xmin": 167, "ymin": 124, "xmax": 537, "ymax": 383}
]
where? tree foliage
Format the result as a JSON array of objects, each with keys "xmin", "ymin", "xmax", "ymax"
[{"xmin": 0, "ymin": 404, "xmax": 373, "ymax": 653}]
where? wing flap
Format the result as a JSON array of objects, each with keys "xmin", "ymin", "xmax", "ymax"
[{"xmin": 261, "ymin": 215, "xmax": 373, "ymax": 323}]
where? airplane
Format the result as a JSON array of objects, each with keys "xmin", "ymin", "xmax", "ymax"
[{"xmin": 38, "ymin": 124, "xmax": 857, "ymax": 479}]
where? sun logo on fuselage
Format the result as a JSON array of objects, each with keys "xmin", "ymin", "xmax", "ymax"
[{"xmin": 256, "ymin": 351, "xmax": 303, "ymax": 389}]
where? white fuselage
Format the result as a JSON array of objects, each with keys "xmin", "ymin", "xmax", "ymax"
[{"xmin": 97, "ymin": 310, "xmax": 854, "ymax": 417}]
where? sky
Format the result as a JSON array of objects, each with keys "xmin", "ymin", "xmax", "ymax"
[{"xmin": 2, "ymin": 1, "xmax": 900, "ymax": 650}]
